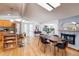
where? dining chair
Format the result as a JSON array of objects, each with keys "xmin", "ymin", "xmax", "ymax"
[
  {"xmin": 55, "ymin": 40, "xmax": 68, "ymax": 56},
  {"xmin": 18, "ymin": 34, "xmax": 25, "ymax": 47},
  {"xmin": 39, "ymin": 36, "xmax": 50, "ymax": 54},
  {"xmin": 49, "ymin": 35, "xmax": 60, "ymax": 56}
]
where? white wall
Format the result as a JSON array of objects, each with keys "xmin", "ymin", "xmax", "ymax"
[
  {"xmin": 15, "ymin": 22, "xmax": 21, "ymax": 34},
  {"xmin": 40, "ymin": 20, "xmax": 59, "ymax": 35}
]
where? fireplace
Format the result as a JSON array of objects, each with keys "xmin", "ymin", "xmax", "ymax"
[{"xmin": 61, "ymin": 33, "xmax": 75, "ymax": 45}]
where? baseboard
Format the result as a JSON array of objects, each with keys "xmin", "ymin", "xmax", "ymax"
[{"xmin": 67, "ymin": 47, "xmax": 79, "ymax": 52}]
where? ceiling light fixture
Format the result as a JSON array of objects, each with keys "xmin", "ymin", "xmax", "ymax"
[
  {"xmin": 37, "ymin": 3, "xmax": 61, "ymax": 11},
  {"xmin": 49, "ymin": 3, "xmax": 61, "ymax": 8},
  {"xmin": 46, "ymin": 3, "xmax": 55, "ymax": 9},
  {"xmin": 22, "ymin": 20, "xmax": 25, "ymax": 22},
  {"xmin": 37, "ymin": 3, "xmax": 53, "ymax": 11},
  {"xmin": 8, "ymin": 14, "xmax": 11, "ymax": 16},
  {"xmin": 72, "ymin": 22, "xmax": 77, "ymax": 24}
]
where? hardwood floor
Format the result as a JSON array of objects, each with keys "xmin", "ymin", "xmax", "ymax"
[{"xmin": 0, "ymin": 36, "xmax": 79, "ymax": 56}]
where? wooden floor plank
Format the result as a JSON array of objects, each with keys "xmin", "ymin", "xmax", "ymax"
[{"xmin": 0, "ymin": 36, "xmax": 79, "ymax": 56}]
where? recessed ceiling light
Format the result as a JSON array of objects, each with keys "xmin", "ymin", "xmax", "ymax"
[
  {"xmin": 22, "ymin": 20, "xmax": 25, "ymax": 22},
  {"xmin": 8, "ymin": 14, "xmax": 11, "ymax": 16}
]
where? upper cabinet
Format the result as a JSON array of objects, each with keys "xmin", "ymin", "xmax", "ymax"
[
  {"xmin": 0, "ymin": 20, "xmax": 15, "ymax": 27},
  {"xmin": 0, "ymin": 20, "xmax": 16, "ymax": 33}
]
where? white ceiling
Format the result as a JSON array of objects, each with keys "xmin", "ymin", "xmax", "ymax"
[
  {"xmin": 0, "ymin": 3, "xmax": 27, "ymax": 16},
  {"xmin": 24, "ymin": 3, "xmax": 79, "ymax": 23},
  {"xmin": 0, "ymin": 3, "xmax": 79, "ymax": 23}
]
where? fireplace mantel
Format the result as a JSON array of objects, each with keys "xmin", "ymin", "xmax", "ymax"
[
  {"xmin": 59, "ymin": 29, "xmax": 79, "ymax": 32},
  {"xmin": 60, "ymin": 31, "xmax": 79, "ymax": 50}
]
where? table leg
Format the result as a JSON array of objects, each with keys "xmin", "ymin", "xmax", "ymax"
[{"xmin": 54, "ymin": 46, "xmax": 56, "ymax": 56}]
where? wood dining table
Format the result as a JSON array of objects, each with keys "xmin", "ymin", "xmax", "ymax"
[
  {"xmin": 39, "ymin": 34, "xmax": 64, "ymax": 55},
  {"xmin": 46, "ymin": 35, "xmax": 63, "ymax": 56}
]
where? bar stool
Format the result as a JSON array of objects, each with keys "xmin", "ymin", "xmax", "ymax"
[{"xmin": 49, "ymin": 35, "xmax": 60, "ymax": 56}]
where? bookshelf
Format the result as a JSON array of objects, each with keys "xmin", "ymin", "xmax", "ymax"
[
  {"xmin": 3, "ymin": 34, "xmax": 17, "ymax": 49},
  {"xmin": 0, "ymin": 20, "xmax": 17, "ymax": 50},
  {"xmin": 0, "ymin": 32, "xmax": 3, "ymax": 49}
]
